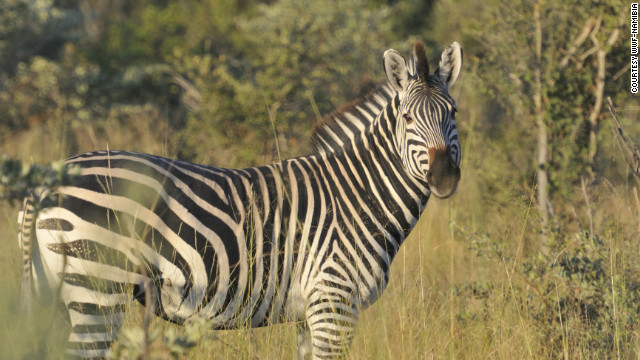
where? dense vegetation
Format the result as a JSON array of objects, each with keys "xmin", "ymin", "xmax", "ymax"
[{"xmin": 0, "ymin": 0, "xmax": 637, "ymax": 358}]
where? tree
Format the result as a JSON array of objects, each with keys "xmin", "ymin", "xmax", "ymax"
[
  {"xmin": 177, "ymin": 0, "xmax": 394, "ymax": 165},
  {"xmin": 460, "ymin": 0, "xmax": 628, "ymax": 237}
]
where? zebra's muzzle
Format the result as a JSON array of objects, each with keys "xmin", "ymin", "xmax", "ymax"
[{"xmin": 426, "ymin": 146, "xmax": 460, "ymax": 199}]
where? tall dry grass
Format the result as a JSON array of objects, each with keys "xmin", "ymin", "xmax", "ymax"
[{"xmin": 2, "ymin": 85, "xmax": 640, "ymax": 360}]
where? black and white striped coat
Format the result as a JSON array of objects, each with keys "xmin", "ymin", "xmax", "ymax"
[{"xmin": 19, "ymin": 41, "xmax": 462, "ymax": 359}]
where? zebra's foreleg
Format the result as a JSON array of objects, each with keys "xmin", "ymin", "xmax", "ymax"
[{"xmin": 305, "ymin": 288, "xmax": 358, "ymax": 359}]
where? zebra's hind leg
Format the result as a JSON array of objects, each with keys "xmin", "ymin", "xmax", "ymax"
[
  {"xmin": 305, "ymin": 288, "xmax": 358, "ymax": 359},
  {"xmin": 62, "ymin": 289, "xmax": 129, "ymax": 359}
]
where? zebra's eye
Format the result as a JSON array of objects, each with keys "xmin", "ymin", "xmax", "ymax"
[{"xmin": 403, "ymin": 113, "xmax": 413, "ymax": 125}]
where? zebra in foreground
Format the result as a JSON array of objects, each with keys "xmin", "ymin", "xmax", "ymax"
[{"xmin": 19, "ymin": 40, "xmax": 462, "ymax": 359}]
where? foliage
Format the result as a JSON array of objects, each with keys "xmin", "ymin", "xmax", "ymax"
[
  {"xmin": 0, "ymin": 56, "xmax": 98, "ymax": 151},
  {"xmin": 459, "ymin": 227, "xmax": 640, "ymax": 359},
  {"xmin": 0, "ymin": 156, "xmax": 79, "ymax": 205},
  {"xmin": 179, "ymin": 0, "xmax": 393, "ymax": 164},
  {"xmin": 459, "ymin": 0, "xmax": 628, "ymax": 208},
  {"xmin": 523, "ymin": 230, "xmax": 640, "ymax": 358},
  {"xmin": 0, "ymin": 0, "xmax": 79, "ymax": 80}
]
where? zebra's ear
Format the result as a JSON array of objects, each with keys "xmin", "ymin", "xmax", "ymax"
[
  {"xmin": 383, "ymin": 49, "xmax": 410, "ymax": 93},
  {"xmin": 435, "ymin": 41, "xmax": 463, "ymax": 88}
]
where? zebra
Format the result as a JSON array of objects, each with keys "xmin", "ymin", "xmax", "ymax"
[
  {"xmin": 311, "ymin": 83, "xmax": 395, "ymax": 155},
  {"xmin": 18, "ymin": 40, "xmax": 462, "ymax": 359}
]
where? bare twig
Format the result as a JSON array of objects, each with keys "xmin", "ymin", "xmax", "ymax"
[
  {"xmin": 586, "ymin": 16, "xmax": 621, "ymax": 171},
  {"xmin": 559, "ymin": 18, "xmax": 597, "ymax": 69},
  {"xmin": 578, "ymin": 46, "xmax": 599, "ymax": 62},
  {"xmin": 573, "ymin": 18, "xmax": 602, "ymax": 64},
  {"xmin": 606, "ymin": 25, "xmax": 621, "ymax": 47},
  {"xmin": 612, "ymin": 63, "xmax": 631, "ymax": 81},
  {"xmin": 588, "ymin": 18, "xmax": 603, "ymax": 46}
]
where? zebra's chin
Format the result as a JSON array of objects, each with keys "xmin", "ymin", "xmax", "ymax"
[{"xmin": 429, "ymin": 181, "xmax": 459, "ymax": 199}]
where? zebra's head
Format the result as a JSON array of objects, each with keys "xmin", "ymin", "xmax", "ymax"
[{"xmin": 383, "ymin": 41, "xmax": 462, "ymax": 199}]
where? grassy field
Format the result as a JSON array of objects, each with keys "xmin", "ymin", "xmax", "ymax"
[
  {"xmin": 3, "ymin": 106, "xmax": 640, "ymax": 359},
  {"xmin": 0, "ymin": 1, "xmax": 638, "ymax": 354},
  {"xmin": 0, "ymin": 182, "xmax": 538, "ymax": 359}
]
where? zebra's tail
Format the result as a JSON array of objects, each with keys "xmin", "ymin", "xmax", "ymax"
[{"xmin": 18, "ymin": 195, "xmax": 36, "ymax": 319}]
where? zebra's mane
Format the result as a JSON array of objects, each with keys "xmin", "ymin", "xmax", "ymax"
[{"xmin": 311, "ymin": 84, "xmax": 395, "ymax": 155}]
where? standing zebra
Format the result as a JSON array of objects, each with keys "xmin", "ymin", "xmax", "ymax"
[{"xmin": 19, "ymin": 41, "xmax": 462, "ymax": 359}]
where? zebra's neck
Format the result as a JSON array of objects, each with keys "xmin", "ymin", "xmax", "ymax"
[
  {"xmin": 323, "ymin": 95, "xmax": 431, "ymax": 258},
  {"xmin": 311, "ymin": 84, "xmax": 395, "ymax": 155},
  {"xmin": 366, "ymin": 95, "xmax": 432, "ymax": 235}
]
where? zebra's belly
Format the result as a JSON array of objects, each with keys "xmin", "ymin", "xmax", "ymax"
[{"xmin": 33, "ymin": 195, "xmax": 309, "ymax": 329}]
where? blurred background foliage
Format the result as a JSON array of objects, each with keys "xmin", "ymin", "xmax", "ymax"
[
  {"xmin": 1, "ymin": 0, "xmax": 639, "ymax": 358},
  {"xmin": 0, "ymin": 0, "xmax": 423, "ymax": 165}
]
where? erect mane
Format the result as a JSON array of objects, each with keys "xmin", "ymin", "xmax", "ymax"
[
  {"xmin": 410, "ymin": 41, "xmax": 429, "ymax": 80},
  {"xmin": 311, "ymin": 83, "xmax": 395, "ymax": 154}
]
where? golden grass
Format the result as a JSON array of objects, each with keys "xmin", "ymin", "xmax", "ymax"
[
  {"xmin": 2, "ymin": 107, "xmax": 640, "ymax": 359},
  {"xmin": 0, "ymin": 172, "xmax": 545, "ymax": 360}
]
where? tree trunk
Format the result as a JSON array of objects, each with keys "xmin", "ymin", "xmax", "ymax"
[
  {"xmin": 588, "ymin": 49, "xmax": 605, "ymax": 170},
  {"xmin": 588, "ymin": 20, "xmax": 620, "ymax": 172},
  {"xmin": 534, "ymin": 0, "xmax": 551, "ymax": 232}
]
